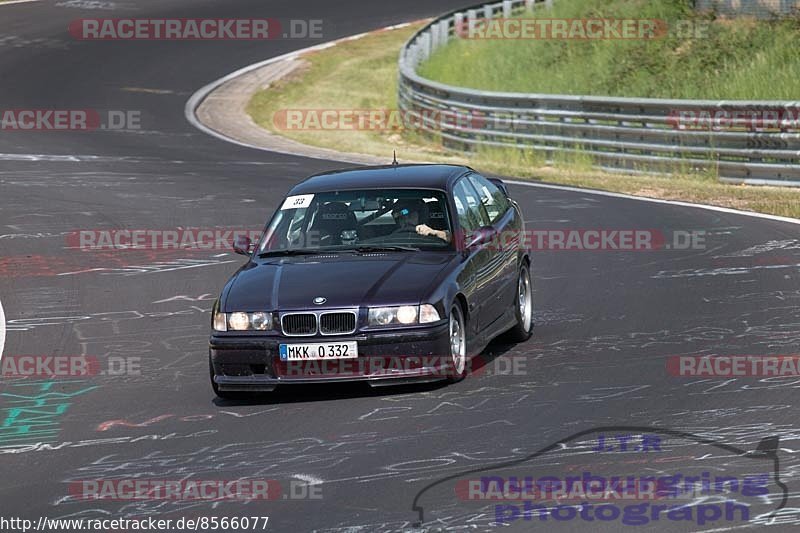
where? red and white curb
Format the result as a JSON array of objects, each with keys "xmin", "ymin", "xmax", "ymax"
[{"xmin": 185, "ymin": 21, "xmax": 423, "ymax": 153}]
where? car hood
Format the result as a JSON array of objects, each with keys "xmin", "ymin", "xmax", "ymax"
[{"xmin": 222, "ymin": 252, "xmax": 457, "ymax": 311}]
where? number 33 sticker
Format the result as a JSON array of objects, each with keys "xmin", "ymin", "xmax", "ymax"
[{"xmin": 281, "ymin": 194, "xmax": 314, "ymax": 210}]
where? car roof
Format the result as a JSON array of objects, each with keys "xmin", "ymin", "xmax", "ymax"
[{"xmin": 288, "ymin": 164, "xmax": 472, "ymax": 194}]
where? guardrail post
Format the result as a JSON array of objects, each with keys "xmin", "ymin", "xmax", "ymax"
[
  {"xmin": 431, "ymin": 23, "xmax": 440, "ymax": 50},
  {"xmin": 503, "ymin": 0, "xmax": 513, "ymax": 18},
  {"xmin": 524, "ymin": 0, "xmax": 536, "ymax": 11},
  {"xmin": 420, "ymin": 31, "xmax": 431, "ymax": 61},
  {"xmin": 467, "ymin": 9, "xmax": 478, "ymax": 37},
  {"xmin": 454, "ymin": 13, "xmax": 464, "ymax": 38},
  {"xmin": 439, "ymin": 20, "xmax": 450, "ymax": 46},
  {"xmin": 545, "ymin": 0, "xmax": 554, "ymax": 9},
  {"xmin": 484, "ymin": 5, "xmax": 493, "ymax": 19},
  {"xmin": 412, "ymin": 43, "xmax": 422, "ymax": 67}
]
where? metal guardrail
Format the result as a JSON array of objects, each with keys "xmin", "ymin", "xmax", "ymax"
[
  {"xmin": 398, "ymin": 0, "xmax": 800, "ymax": 185},
  {"xmin": 696, "ymin": 0, "xmax": 800, "ymax": 19}
]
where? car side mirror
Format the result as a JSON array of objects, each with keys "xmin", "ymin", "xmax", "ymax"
[
  {"xmin": 232, "ymin": 235, "xmax": 253, "ymax": 256},
  {"xmin": 465, "ymin": 226, "xmax": 496, "ymax": 250},
  {"xmin": 488, "ymin": 177, "xmax": 509, "ymax": 197}
]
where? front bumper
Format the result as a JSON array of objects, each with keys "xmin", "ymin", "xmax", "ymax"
[{"xmin": 209, "ymin": 322, "xmax": 451, "ymax": 391}]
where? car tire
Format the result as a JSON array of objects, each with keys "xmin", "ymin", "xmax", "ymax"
[
  {"xmin": 506, "ymin": 263, "xmax": 534, "ymax": 342},
  {"xmin": 209, "ymin": 357, "xmax": 247, "ymax": 400},
  {"xmin": 446, "ymin": 302, "xmax": 468, "ymax": 383}
]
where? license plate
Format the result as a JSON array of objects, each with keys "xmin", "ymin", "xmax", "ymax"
[{"xmin": 279, "ymin": 341, "xmax": 358, "ymax": 361}]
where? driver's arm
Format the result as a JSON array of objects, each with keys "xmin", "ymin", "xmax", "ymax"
[{"xmin": 416, "ymin": 224, "xmax": 451, "ymax": 243}]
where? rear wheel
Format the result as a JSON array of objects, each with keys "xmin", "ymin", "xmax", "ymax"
[
  {"xmin": 506, "ymin": 264, "xmax": 533, "ymax": 342},
  {"xmin": 446, "ymin": 303, "xmax": 467, "ymax": 383}
]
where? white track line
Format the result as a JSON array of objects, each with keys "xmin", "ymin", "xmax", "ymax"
[
  {"xmin": 0, "ymin": 0, "xmax": 41, "ymax": 7},
  {"xmin": 505, "ymin": 181, "xmax": 800, "ymax": 226},
  {"xmin": 292, "ymin": 474, "xmax": 324, "ymax": 486},
  {"xmin": 0, "ymin": 298, "xmax": 5, "ymax": 362},
  {"xmin": 185, "ymin": 23, "xmax": 800, "ymax": 227}
]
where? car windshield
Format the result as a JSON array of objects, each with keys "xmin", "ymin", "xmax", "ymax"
[{"xmin": 257, "ymin": 189, "xmax": 454, "ymax": 254}]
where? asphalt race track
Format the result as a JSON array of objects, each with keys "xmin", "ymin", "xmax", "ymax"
[{"xmin": 1, "ymin": 1, "xmax": 799, "ymax": 532}]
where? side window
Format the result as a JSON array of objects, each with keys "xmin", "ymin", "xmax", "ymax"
[
  {"xmin": 468, "ymin": 174, "xmax": 510, "ymax": 224},
  {"xmin": 453, "ymin": 178, "xmax": 489, "ymax": 232}
]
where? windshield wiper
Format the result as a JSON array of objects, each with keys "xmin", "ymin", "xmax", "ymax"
[
  {"xmin": 346, "ymin": 245, "xmax": 420, "ymax": 253},
  {"xmin": 257, "ymin": 249, "xmax": 333, "ymax": 258}
]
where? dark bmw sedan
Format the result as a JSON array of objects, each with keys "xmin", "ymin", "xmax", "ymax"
[{"xmin": 209, "ymin": 164, "xmax": 533, "ymax": 397}]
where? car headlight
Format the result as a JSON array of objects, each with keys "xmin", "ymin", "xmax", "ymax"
[
  {"xmin": 215, "ymin": 311, "xmax": 274, "ymax": 332},
  {"xmin": 250, "ymin": 312, "xmax": 272, "ymax": 331},
  {"xmin": 228, "ymin": 312, "xmax": 250, "ymax": 331},
  {"xmin": 368, "ymin": 305, "xmax": 440, "ymax": 326},
  {"xmin": 396, "ymin": 305, "xmax": 418, "ymax": 324},
  {"xmin": 370, "ymin": 307, "xmax": 395, "ymax": 326}
]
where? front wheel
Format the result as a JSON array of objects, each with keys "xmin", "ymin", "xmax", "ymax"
[
  {"xmin": 506, "ymin": 263, "xmax": 533, "ymax": 342},
  {"xmin": 446, "ymin": 303, "xmax": 468, "ymax": 383}
]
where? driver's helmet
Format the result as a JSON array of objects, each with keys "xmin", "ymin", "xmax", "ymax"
[{"xmin": 392, "ymin": 198, "xmax": 428, "ymax": 224}]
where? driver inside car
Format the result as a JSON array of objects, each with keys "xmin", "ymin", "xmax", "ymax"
[{"xmin": 391, "ymin": 199, "xmax": 451, "ymax": 243}]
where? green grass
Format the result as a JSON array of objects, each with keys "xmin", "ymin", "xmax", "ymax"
[
  {"xmin": 419, "ymin": 0, "xmax": 800, "ymax": 99},
  {"xmin": 248, "ymin": 22, "xmax": 800, "ymax": 219},
  {"xmin": 248, "ymin": 27, "xmax": 422, "ymax": 158}
]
